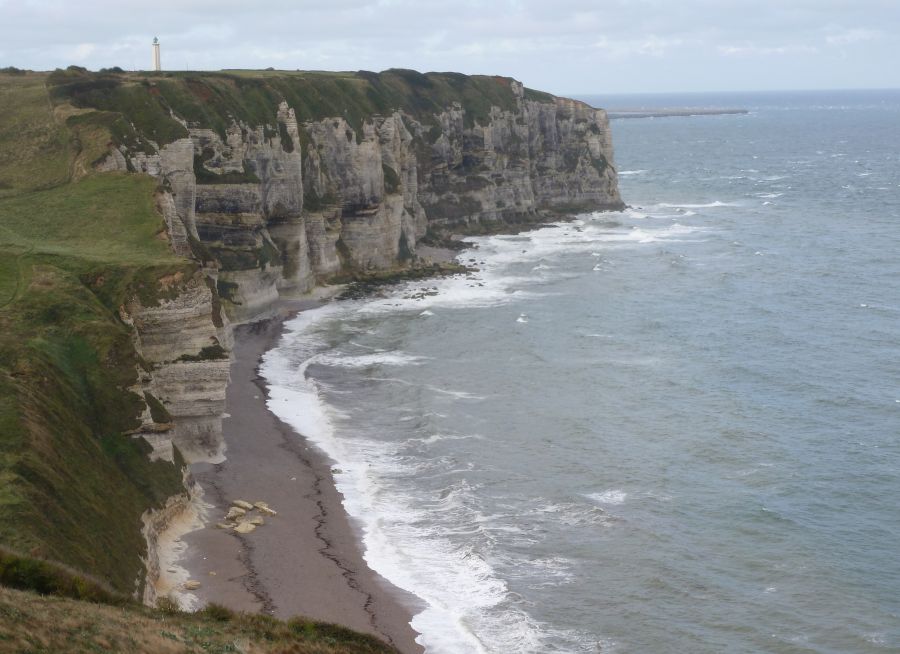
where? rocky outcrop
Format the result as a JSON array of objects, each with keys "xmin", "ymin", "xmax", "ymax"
[
  {"xmin": 141, "ymin": 476, "xmax": 206, "ymax": 608},
  {"xmin": 45, "ymin": 69, "xmax": 625, "ymax": 608},
  {"xmin": 124, "ymin": 272, "xmax": 231, "ymax": 463},
  {"xmin": 111, "ymin": 72, "xmax": 622, "ymax": 467},
  {"xmin": 120, "ymin": 77, "xmax": 620, "ymax": 325}
]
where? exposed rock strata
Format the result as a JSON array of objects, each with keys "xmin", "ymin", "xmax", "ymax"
[
  {"xmin": 109, "ymin": 74, "xmax": 623, "ymax": 602},
  {"xmin": 124, "ymin": 272, "xmax": 231, "ymax": 463},
  {"xmin": 120, "ymin": 77, "xmax": 621, "ymax": 464},
  {"xmin": 141, "ymin": 477, "xmax": 207, "ymax": 609},
  {"xmin": 125, "ymin": 78, "xmax": 621, "ymax": 324}
]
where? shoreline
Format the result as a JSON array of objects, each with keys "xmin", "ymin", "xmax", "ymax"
[{"xmin": 175, "ymin": 296, "xmax": 424, "ymax": 654}]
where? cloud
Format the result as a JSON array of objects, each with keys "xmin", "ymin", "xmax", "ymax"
[
  {"xmin": 71, "ymin": 43, "xmax": 96, "ymax": 60},
  {"xmin": 1, "ymin": 0, "xmax": 897, "ymax": 92},
  {"xmin": 825, "ymin": 28, "xmax": 882, "ymax": 46},
  {"xmin": 718, "ymin": 43, "xmax": 820, "ymax": 57},
  {"xmin": 592, "ymin": 35, "xmax": 688, "ymax": 59}
]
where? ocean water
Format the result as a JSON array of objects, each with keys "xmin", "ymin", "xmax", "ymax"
[{"xmin": 261, "ymin": 90, "xmax": 900, "ymax": 653}]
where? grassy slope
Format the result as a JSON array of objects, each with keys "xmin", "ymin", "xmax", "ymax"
[
  {"xmin": 0, "ymin": 71, "xmax": 190, "ymax": 593},
  {"xmin": 49, "ymin": 67, "xmax": 551, "ymax": 144},
  {"xmin": 0, "ymin": 69, "xmax": 406, "ymax": 651},
  {"xmin": 0, "ymin": 546, "xmax": 398, "ymax": 653},
  {"xmin": 0, "ymin": 74, "xmax": 71, "ymax": 198},
  {"xmin": 0, "ymin": 585, "xmax": 399, "ymax": 654}
]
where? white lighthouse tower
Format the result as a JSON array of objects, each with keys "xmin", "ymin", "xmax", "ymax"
[{"xmin": 152, "ymin": 37, "xmax": 161, "ymax": 71}]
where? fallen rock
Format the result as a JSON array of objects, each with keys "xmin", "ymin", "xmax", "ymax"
[
  {"xmin": 215, "ymin": 523, "xmax": 232, "ymax": 530},
  {"xmin": 234, "ymin": 522, "xmax": 256, "ymax": 534},
  {"xmin": 225, "ymin": 507, "xmax": 247, "ymax": 520},
  {"xmin": 248, "ymin": 516, "xmax": 264, "ymax": 526},
  {"xmin": 184, "ymin": 580, "xmax": 201, "ymax": 590},
  {"xmin": 232, "ymin": 500, "xmax": 254, "ymax": 511},
  {"xmin": 257, "ymin": 505, "xmax": 277, "ymax": 516},
  {"xmin": 252, "ymin": 502, "xmax": 269, "ymax": 511}
]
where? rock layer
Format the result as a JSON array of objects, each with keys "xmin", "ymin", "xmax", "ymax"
[
  {"xmin": 107, "ymin": 72, "xmax": 623, "ymax": 465},
  {"xmin": 66, "ymin": 71, "xmax": 624, "ymax": 599}
]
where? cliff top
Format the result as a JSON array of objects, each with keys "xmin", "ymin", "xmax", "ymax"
[{"xmin": 42, "ymin": 66, "xmax": 562, "ymax": 143}]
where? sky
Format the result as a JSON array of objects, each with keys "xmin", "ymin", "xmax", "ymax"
[{"xmin": 1, "ymin": 0, "xmax": 898, "ymax": 95}]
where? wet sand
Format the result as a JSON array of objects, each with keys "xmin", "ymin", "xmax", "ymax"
[{"xmin": 181, "ymin": 299, "xmax": 424, "ymax": 654}]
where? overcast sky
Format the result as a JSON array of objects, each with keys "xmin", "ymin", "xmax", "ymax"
[{"xmin": 1, "ymin": 0, "xmax": 898, "ymax": 95}]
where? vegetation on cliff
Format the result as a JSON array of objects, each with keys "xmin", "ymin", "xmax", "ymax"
[
  {"xmin": 0, "ymin": 64, "xmax": 620, "ymax": 647},
  {"xmin": 0, "ymin": 71, "xmax": 189, "ymax": 594},
  {"xmin": 48, "ymin": 66, "xmax": 542, "ymax": 143},
  {"xmin": 0, "ymin": 549, "xmax": 399, "ymax": 653}
]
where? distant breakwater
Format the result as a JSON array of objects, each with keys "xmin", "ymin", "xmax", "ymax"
[{"xmin": 609, "ymin": 108, "xmax": 749, "ymax": 119}]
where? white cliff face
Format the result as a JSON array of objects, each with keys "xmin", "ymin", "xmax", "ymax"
[
  {"xmin": 103, "ymin": 76, "xmax": 623, "ymax": 600},
  {"xmin": 129, "ymin": 80, "xmax": 622, "ymax": 319},
  {"xmin": 121, "ymin": 78, "xmax": 622, "ymax": 469},
  {"xmin": 124, "ymin": 272, "xmax": 231, "ymax": 464}
]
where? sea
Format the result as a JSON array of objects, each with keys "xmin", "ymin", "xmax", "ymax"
[{"xmin": 261, "ymin": 90, "xmax": 900, "ymax": 653}]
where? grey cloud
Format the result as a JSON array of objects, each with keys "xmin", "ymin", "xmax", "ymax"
[{"xmin": 0, "ymin": 0, "xmax": 897, "ymax": 93}]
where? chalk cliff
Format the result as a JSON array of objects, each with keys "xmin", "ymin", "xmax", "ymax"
[
  {"xmin": 52, "ymin": 69, "xmax": 623, "ymax": 466},
  {"xmin": 31, "ymin": 68, "xmax": 623, "ymax": 596}
]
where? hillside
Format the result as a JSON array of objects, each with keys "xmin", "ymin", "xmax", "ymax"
[
  {"xmin": 0, "ymin": 552, "xmax": 398, "ymax": 654},
  {"xmin": 0, "ymin": 71, "xmax": 190, "ymax": 593},
  {"xmin": 0, "ymin": 65, "xmax": 621, "ymax": 645}
]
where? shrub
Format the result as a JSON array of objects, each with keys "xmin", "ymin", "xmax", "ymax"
[
  {"xmin": 143, "ymin": 391, "xmax": 172, "ymax": 423},
  {"xmin": 176, "ymin": 344, "xmax": 229, "ymax": 362},
  {"xmin": 201, "ymin": 602, "xmax": 234, "ymax": 622},
  {"xmin": 0, "ymin": 547, "xmax": 124, "ymax": 605}
]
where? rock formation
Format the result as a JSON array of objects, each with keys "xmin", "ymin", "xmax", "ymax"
[
  {"xmin": 43, "ymin": 69, "xmax": 624, "ymax": 597},
  {"xmin": 68, "ymin": 70, "xmax": 623, "ymax": 471}
]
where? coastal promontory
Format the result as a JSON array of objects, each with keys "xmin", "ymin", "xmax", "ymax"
[{"xmin": 0, "ymin": 65, "xmax": 621, "ymax": 651}]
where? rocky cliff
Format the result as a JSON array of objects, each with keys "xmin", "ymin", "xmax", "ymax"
[
  {"xmin": 0, "ymin": 68, "xmax": 622, "ymax": 598},
  {"xmin": 47, "ymin": 67, "xmax": 623, "ymax": 470},
  {"xmin": 56, "ymin": 69, "xmax": 622, "ymax": 322}
]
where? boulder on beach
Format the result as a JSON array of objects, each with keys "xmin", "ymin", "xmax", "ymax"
[
  {"xmin": 225, "ymin": 507, "xmax": 246, "ymax": 520},
  {"xmin": 184, "ymin": 580, "xmax": 201, "ymax": 590},
  {"xmin": 234, "ymin": 522, "xmax": 256, "ymax": 534},
  {"xmin": 232, "ymin": 500, "xmax": 255, "ymax": 511}
]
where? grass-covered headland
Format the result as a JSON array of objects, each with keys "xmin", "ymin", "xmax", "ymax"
[
  {"xmin": 0, "ymin": 67, "xmax": 418, "ymax": 651},
  {"xmin": 47, "ymin": 65, "xmax": 551, "ymax": 143},
  {"xmin": 0, "ymin": 70, "xmax": 191, "ymax": 595},
  {"xmin": 0, "ymin": 64, "xmax": 573, "ymax": 649}
]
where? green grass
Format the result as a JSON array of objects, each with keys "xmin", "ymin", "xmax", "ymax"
[
  {"xmin": 47, "ymin": 68, "xmax": 552, "ymax": 147},
  {"xmin": 0, "ymin": 548, "xmax": 397, "ymax": 651},
  {"xmin": 0, "ymin": 582, "xmax": 401, "ymax": 653},
  {"xmin": 0, "ymin": 77, "xmax": 195, "ymax": 594},
  {"xmin": 0, "ymin": 174, "xmax": 179, "ymax": 266},
  {"xmin": 0, "ymin": 74, "xmax": 72, "ymax": 197},
  {"xmin": 0, "ymin": 258, "xmax": 188, "ymax": 591}
]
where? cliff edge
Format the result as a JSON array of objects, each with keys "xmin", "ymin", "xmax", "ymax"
[{"xmin": 0, "ymin": 66, "xmax": 622, "ymax": 607}]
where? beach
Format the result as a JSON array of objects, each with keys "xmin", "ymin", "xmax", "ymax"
[{"xmin": 179, "ymin": 298, "xmax": 424, "ymax": 654}]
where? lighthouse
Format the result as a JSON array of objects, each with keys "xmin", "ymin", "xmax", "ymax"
[{"xmin": 152, "ymin": 37, "xmax": 161, "ymax": 71}]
